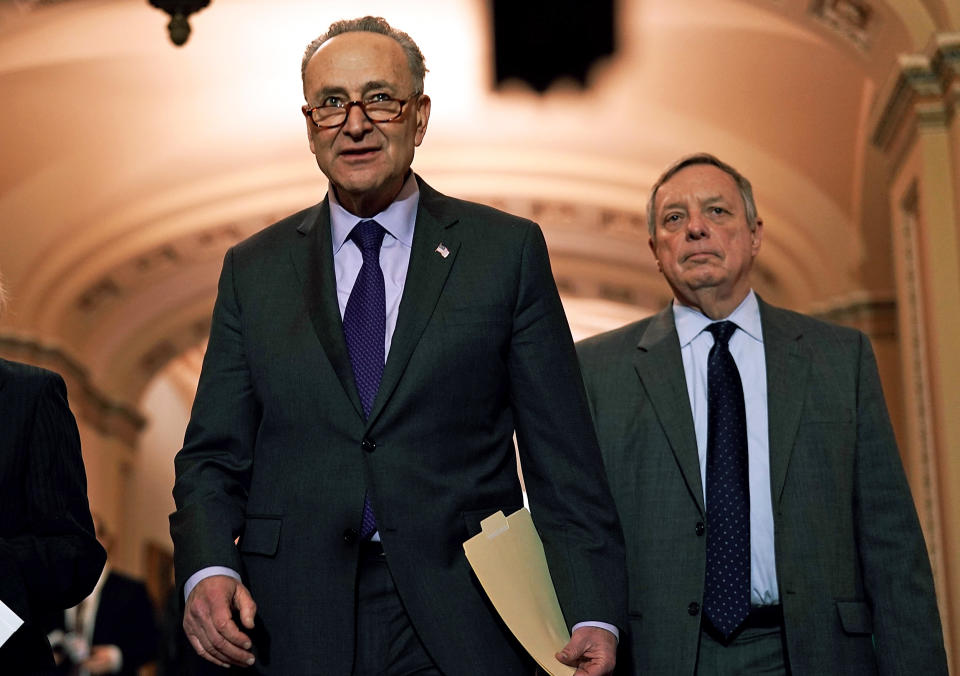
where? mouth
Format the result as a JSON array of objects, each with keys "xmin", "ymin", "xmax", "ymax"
[
  {"xmin": 682, "ymin": 251, "xmax": 720, "ymax": 263},
  {"xmin": 339, "ymin": 147, "xmax": 381, "ymax": 161}
]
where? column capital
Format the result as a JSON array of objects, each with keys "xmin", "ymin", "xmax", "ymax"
[{"xmin": 871, "ymin": 32, "xmax": 960, "ymax": 159}]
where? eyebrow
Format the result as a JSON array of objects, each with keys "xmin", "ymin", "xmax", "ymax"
[
  {"xmin": 659, "ymin": 200, "xmax": 689, "ymax": 213},
  {"xmin": 314, "ymin": 80, "xmax": 397, "ymax": 100}
]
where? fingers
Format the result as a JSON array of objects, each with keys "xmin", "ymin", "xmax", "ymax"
[
  {"xmin": 234, "ymin": 581, "xmax": 258, "ymax": 629},
  {"xmin": 183, "ymin": 575, "xmax": 257, "ymax": 668},
  {"xmin": 555, "ymin": 626, "xmax": 618, "ymax": 676}
]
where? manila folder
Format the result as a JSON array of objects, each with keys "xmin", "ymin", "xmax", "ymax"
[{"xmin": 463, "ymin": 509, "xmax": 576, "ymax": 676}]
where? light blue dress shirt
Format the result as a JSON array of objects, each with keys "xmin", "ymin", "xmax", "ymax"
[
  {"xmin": 183, "ymin": 175, "xmax": 422, "ymax": 599},
  {"xmin": 329, "ymin": 172, "xmax": 419, "ymax": 360},
  {"xmin": 673, "ymin": 290, "xmax": 780, "ymax": 606}
]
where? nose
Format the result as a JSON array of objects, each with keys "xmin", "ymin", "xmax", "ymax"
[
  {"xmin": 686, "ymin": 213, "xmax": 709, "ymax": 240},
  {"xmin": 341, "ymin": 103, "xmax": 374, "ymax": 139}
]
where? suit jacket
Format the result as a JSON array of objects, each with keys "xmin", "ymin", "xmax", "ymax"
[
  {"xmin": 170, "ymin": 177, "xmax": 628, "ymax": 675},
  {"xmin": 576, "ymin": 299, "xmax": 947, "ymax": 676},
  {"xmin": 46, "ymin": 571, "xmax": 158, "ymax": 676},
  {"xmin": 0, "ymin": 359, "xmax": 106, "ymax": 673}
]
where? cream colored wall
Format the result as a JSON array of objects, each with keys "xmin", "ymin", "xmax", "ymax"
[{"xmin": 122, "ymin": 374, "xmax": 189, "ymax": 577}]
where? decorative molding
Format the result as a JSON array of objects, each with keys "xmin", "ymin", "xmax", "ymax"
[
  {"xmin": 0, "ymin": 0, "xmax": 70, "ymax": 29},
  {"xmin": 808, "ymin": 291, "xmax": 897, "ymax": 337},
  {"xmin": 0, "ymin": 334, "xmax": 145, "ymax": 446},
  {"xmin": 895, "ymin": 186, "xmax": 942, "ymax": 583},
  {"xmin": 808, "ymin": 0, "xmax": 874, "ymax": 51},
  {"xmin": 72, "ymin": 216, "xmax": 276, "ymax": 320},
  {"xmin": 473, "ymin": 195, "xmax": 649, "ymax": 237},
  {"xmin": 871, "ymin": 33, "xmax": 960, "ymax": 155},
  {"xmin": 139, "ymin": 317, "xmax": 210, "ymax": 378}
]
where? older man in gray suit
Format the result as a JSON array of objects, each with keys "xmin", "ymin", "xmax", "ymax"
[{"xmin": 576, "ymin": 153, "xmax": 947, "ymax": 675}]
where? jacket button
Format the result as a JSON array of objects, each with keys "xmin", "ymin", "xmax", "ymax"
[
  {"xmin": 343, "ymin": 528, "xmax": 359, "ymax": 544},
  {"xmin": 361, "ymin": 438, "xmax": 376, "ymax": 453},
  {"xmin": 695, "ymin": 521, "xmax": 705, "ymax": 536},
  {"xmin": 688, "ymin": 602, "xmax": 700, "ymax": 616}
]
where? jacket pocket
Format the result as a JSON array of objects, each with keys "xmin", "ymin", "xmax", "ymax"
[
  {"xmin": 836, "ymin": 600, "xmax": 872, "ymax": 635},
  {"xmin": 238, "ymin": 516, "xmax": 282, "ymax": 556}
]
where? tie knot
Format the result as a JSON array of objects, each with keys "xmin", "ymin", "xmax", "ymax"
[
  {"xmin": 706, "ymin": 320, "xmax": 738, "ymax": 347},
  {"xmin": 350, "ymin": 219, "xmax": 385, "ymax": 254}
]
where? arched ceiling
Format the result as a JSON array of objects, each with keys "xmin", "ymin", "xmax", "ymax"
[{"xmin": 0, "ymin": 0, "xmax": 954, "ymax": 406}]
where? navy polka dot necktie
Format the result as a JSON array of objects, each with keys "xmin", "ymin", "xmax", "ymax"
[
  {"xmin": 703, "ymin": 320, "xmax": 751, "ymax": 639},
  {"xmin": 342, "ymin": 219, "xmax": 386, "ymax": 539}
]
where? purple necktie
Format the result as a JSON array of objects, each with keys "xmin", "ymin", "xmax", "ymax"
[
  {"xmin": 703, "ymin": 320, "xmax": 751, "ymax": 639},
  {"xmin": 342, "ymin": 220, "xmax": 386, "ymax": 539}
]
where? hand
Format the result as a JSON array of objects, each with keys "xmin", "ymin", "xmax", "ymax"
[
  {"xmin": 82, "ymin": 645, "xmax": 121, "ymax": 674},
  {"xmin": 183, "ymin": 574, "xmax": 258, "ymax": 668},
  {"xmin": 555, "ymin": 626, "xmax": 618, "ymax": 676}
]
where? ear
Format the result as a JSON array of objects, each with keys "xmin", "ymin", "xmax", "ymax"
[
  {"xmin": 751, "ymin": 218, "xmax": 763, "ymax": 256},
  {"xmin": 305, "ymin": 114, "xmax": 318, "ymax": 155},
  {"xmin": 414, "ymin": 94, "xmax": 431, "ymax": 147},
  {"xmin": 648, "ymin": 237, "xmax": 661, "ymax": 271}
]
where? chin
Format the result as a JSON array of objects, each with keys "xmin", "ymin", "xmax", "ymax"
[{"xmin": 684, "ymin": 274, "xmax": 726, "ymax": 290}]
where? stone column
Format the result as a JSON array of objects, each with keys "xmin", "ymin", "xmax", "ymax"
[{"xmin": 871, "ymin": 31, "xmax": 960, "ymax": 669}]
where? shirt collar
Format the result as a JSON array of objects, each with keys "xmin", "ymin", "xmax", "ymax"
[
  {"xmin": 329, "ymin": 172, "xmax": 419, "ymax": 253},
  {"xmin": 673, "ymin": 289, "xmax": 763, "ymax": 348}
]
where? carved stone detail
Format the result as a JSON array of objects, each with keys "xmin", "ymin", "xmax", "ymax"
[
  {"xmin": 0, "ymin": 335, "xmax": 145, "ymax": 446},
  {"xmin": 72, "ymin": 216, "xmax": 278, "ymax": 318},
  {"xmin": 872, "ymin": 33, "xmax": 960, "ymax": 153},
  {"xmin": 809, "ymin": 0, "xmax": 874, "ymax": 51}
]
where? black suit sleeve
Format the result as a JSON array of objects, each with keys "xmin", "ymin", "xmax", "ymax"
[
  {"xmin": 0, "ymin": 365, "xmax": 105, "ymax": 670},
  {"xmin": 170, "ymin": 247, "xmax": 256, "ymax": 592},
  {"xmin": 0, "ymin": 370, "xmax": 105, "ymax": 623},
  {"xmin": 506, "ymin": 224, "xmax": 628, "ymax": 631}
]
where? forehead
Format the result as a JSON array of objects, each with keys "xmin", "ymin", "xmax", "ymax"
[
  {"xmin": 655, "ymin": 164, "xmax": 741, "ymax": 211},
  {"xmin": 304, "ymin": 31, "xmax": 411, "ymax": 94}
]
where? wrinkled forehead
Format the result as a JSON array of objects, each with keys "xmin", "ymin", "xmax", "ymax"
[
  {"xmin": 304, "ymin": 31, "xmax": 412, "ymax": 96},
  {"xmin": 654, "ymin": 164, "xmax": 742, "ymax": 213}
]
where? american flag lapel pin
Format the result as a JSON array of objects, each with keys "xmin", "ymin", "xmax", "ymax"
[{"xmin": 435, "ymin": 242, "xmax": 450, "ymax": 259}]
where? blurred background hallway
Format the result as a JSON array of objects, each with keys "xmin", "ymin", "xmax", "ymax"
[{"xmin": 1, "ymin": 0, "xmax": 957, "ymax": 669}]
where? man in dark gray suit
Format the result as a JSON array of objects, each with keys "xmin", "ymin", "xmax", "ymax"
[
  {"xmin": 576, "ymin": 153, "xmax": 947, "ymax": 675},
  {"xmin": 170, "ymin": 15, "xmax": 626, "ymax": 676}
]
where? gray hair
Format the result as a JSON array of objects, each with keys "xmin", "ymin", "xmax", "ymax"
[
  {"xmin": 301, "ymin": 16, "xmax": 427, "ymax": 94},
  {"xmin": 647, "ymin": 153, "xmax": 759, "ymax": 239}
]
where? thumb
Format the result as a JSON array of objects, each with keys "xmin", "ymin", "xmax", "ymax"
[
  {"xmin": 556, "ymin": 635, "xmax": 584, "ymax": 666},
  {"xmin": 233, "ymin": 583, "xmax": 257, "ymax": 629}
]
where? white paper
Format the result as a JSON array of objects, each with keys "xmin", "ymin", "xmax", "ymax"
[{"xmin": 0, "ymin": 599, "xmax": 24, "ymax": 647}]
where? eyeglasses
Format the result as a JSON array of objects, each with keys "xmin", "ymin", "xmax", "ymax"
[{"xmin": 302, "ymin": 93, "xmax": 421, "ymax": 129}]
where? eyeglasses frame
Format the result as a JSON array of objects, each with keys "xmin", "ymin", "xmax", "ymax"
[{"xmin": 301, "ymin": 92, "xmax": 422, "ymax": 129}]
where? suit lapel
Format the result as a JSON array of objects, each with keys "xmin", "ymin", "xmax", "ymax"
[
  {"xmin": 290, "ymin": 200, "xmax": 365, "ymax": 418},
  {"xmin": 367, "ymin": 178, "xmax": 459, "ymax": 426},
  {"xmin": 634, "ymin": 307, "xmax": 705, "ymax": 513},
  {"xmin": 759, "ymin": 299, "xmax": 808, "ymax": 507}
]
